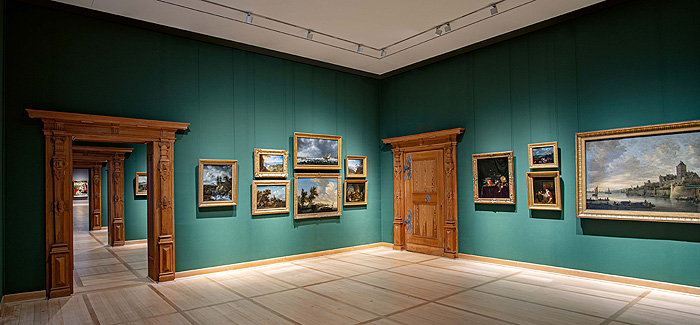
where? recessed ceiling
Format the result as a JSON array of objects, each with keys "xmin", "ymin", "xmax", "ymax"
[{"xmin": 53, "ymin": 0, "xmax": 604, "ymax": 75}]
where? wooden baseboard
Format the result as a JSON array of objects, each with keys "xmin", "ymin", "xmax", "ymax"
[
  {"xmin": 1, "ymin": 290, "xmax": 45, "ymax": 305},
  {"xmin": 176, "ymin": 242, "xmax": 387, "ymax": 278},
  {"xmin": 125, "ymin": 239, "xmax": 147, "ymax": 245},
  {"xmin": 458, "ymin": 253, "xmax": 700, "ymax": 296}
]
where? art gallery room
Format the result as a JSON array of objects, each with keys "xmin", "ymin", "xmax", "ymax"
[{"xmin": 0, "ymin": 0, "xmax": 700, "ymax": 323}]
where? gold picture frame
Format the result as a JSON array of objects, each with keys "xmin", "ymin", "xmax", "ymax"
[
  {"xmin": 252, "ymin": 180, "xmax": 290, "ymax": 215},
  {"xmin": 294, "ymin": 173, "xmax": 342, "ymax": 219},
  {"xmin": 472, "ymin": 151, "xmax": 515, "ymax": 204},
  {"xmin": 254, "ymin": 148, "xmax": 288, "ymax": 178},
  {"xmin": 135, "ymin": 172, "xmax": 147, "ymax": 196},
  {"xmin": 293, "ymin": 132, "xmax": 342, "ymax": 170},
  {"xmin": 345, "ymin": 155, "xmax": 367, "ymax": 178},
  {"xmin": 527, "ymin": 171, "xmax": 561, "ymax": 210},
  {"xmin": 73, "ymin": 180, "xmax": 88, "ymax": 198},
  {"xmin": 576, "ymin": 120, "xmax": 700, "ymax": 224},
  {"xmin": 198, "ymin": 159, "xmax": 238, "ymax": 208},
  {"xmin": 344, "ymin": 179, "xmax": 368, "ymax": 206},
  {"xmin": 528, "ymin": 142, "xmax": 559, "ymax": 169}
]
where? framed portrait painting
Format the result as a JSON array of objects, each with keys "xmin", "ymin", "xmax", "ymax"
[
  {"xmin": 345, "ymin": 155, "xmax": 367, "ymax": 178},
  {"xmin": 344, "ymin": 179, "xmax": 368, "ymax": 206},
  {"xmin": 528, "ymin": 142, "xmax": 558, "ymax": 169},
  {"xmin": 293, "ymin": 132, "xmax": 342, "ymax": 170},
  {"xmin": 527, "ymin": 171, "xmax": 561, "ymax": 210},
  {"xmin": 252, "ymin": 180, "xmax": 290, "ymax": 215},
  {"xmin": 73, "ymin": 180, "xmax": 88, "ymax": 198},
  {"xmin": 254, "ymin": 148, "xmax": 288, "ymax": 178},
  {"xmin": 135, "ymin": 172, "xmax": 147, "ymax": 196},
  {"xmin": 576, "ymin": 120, "xmax": 700, "ymax": 224},
  {"xmin": 472, "ymin": 151, "xmax": 514, "ymax": 204},
  {"xmin": 294, "ymin": 173, "xmax": 342, "ymax": 219},
  {"xmin": 198, "ymin": 159, "xmax": 238, "ymax": 207}
]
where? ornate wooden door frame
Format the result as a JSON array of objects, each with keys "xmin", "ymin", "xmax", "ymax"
[
  {"xmin": 382, "ymin": 128, "xmax": 464, "ymax": 258},
  {"xmin": 74, "ymin": 146, "xmax": 134, "ymax": 242},
  {"xmin": 73, "ymin": 155, "xmax": 108, "ymax": 231},
  {"xmin": 28, "ymin": 109, "xmax": 189, "ymax": 298}
]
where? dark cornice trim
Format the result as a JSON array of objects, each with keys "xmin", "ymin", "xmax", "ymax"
[{"xmin": 12, "ymin": 0, "xmax": 632, "ymax": 80}]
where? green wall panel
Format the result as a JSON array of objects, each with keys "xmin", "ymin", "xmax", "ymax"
[
  {"xmin": 1, "ymin": 0, "xmax": 5, "ymax": 296},
  {"xmin": 380, "ymin": 0, "xmax": 700, "ymax": 287},
  {"xmin": 3, "ymin": 2, "xmax": 380, "ymax": 294}
]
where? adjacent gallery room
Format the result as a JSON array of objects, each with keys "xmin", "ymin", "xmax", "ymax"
[{"xmin": 0, "ymin": 0, "xmax": 699, "ymax": 324}]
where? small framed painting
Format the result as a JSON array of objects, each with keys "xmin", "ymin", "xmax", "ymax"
[
  {"xmin": 526, "ymin": 171, "xmax": 561, "ymax": 210},
  {"xmin": 294, "ymin": 173, "xmax": 342, "ymax": 219},
  {"xmin": 345, "ymin": 155, "xmax": 367, "ymax": 178},
  {"xmin": 252, "ymin": 180, "xmax": 290, "ymax": 215},
  {"xmin": 198, "ymin": 159, "xmax": 238, "ymax": 207},
  {"xmin": 293, "ymin": 132, "xmax": 342, "ymax": 170},
  {"xmin": 472, "ymin": 151, "xmax": 515, "ymax": 204},
  {"xmin": 254, "ymin": 148, "xmax": 288, "ymax": 178},
  {"xmin": 528, "ymin": 142, "xmax": 559, "ymax": 169},
  {"xmin": 344, "ymin": 179, "xmax": 368, "ymax": 206},
  {"xmin": 73, "ymin": 180, "xmax": 88, "ymax": 198},
  {"xmin": 135, "ymin": 172, "xmax": 147, "ymax": 196}
]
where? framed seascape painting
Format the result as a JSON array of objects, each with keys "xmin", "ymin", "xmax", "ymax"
[
  {"xmin": 527, "ymin": 171, "xmax": 561, "ymax": 210},
  {"xmin": 135, "ymin": 172, "xmax": 147, "ymax": 196},
  {"xmin": 294, "ymin": 173, "xmax": 342, "ymax": 219},
  {"xmin": 472, "ymin": 151, "xmax": 515, "ymax": 204},
  {"xmin": 576, "ymin": 120, "xmax": 700, "ymax": 224},
  {"xmin": 344, "ymin": 179, "xmax": 368, "ymax": 206},
  {"xmin": 73, "ymin": 180, "xmax": 88, "ymax": 198},
  {"xmin": 345, "ymin": 155, "xmax": 367, "ymax": 178},
  {"xmin": 198, "ymin": 159, "xmax": 238, "ymax": 208},
  {"xmin": 254, "ymin": 148, "xmax": 288, "ymax": 178},
  {"xmin": 293, "ymin": 132, "xmax": 342, "ymax": 170},
  {"xmin": 528, "ymin": 142, "xmax": 558, "ymax": 169},
  {"xmin": 252, "ymin": 180, "xmax": 290, "ymax": 215}
]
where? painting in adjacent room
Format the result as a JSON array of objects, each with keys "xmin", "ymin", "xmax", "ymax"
[
  {"xmin": 135, "ymin": 172, "xmax": 147, "ymax": 196},
  {"xmin": 73, "ymin": 180, "xmax": 88, "ymax": 198}
]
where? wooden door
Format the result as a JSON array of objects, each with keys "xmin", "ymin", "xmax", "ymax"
[{"xmin": 404, "ymin": 149, "xmax": 444, "ymax": 255}]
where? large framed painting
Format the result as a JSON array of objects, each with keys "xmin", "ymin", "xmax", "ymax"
[
  {"xmin": 472, "ymin": 151, "xmax": 515, "ymax": 204},
  {"xmin": 135, "ymin": 172, "xmax": 147, "ymax": 196},
  {"xmin": 73, "ymin": 180, "xmax": 88, "ymax": 198},
  {"xmin": 528, "ymin": 142, "xmax": 558, "ymax": 169},
  {"xmin": 576, "ymin": 120, "xmax": 700, "ymax": 224},
  {"xmin": 345, "ymin": 155, "xmax": 367, "ymax": 178},
  {"xmin": 252, "ymin": 180, "xmax": 290, "ymax": 215},
  {"xmin": 293, "ymin": 132, "xmax": 342, "ymax": 170},
  {"xmin": 344, "ymin": 179, "xmax": 368, "ymax": 206},
  {"xmin": 254, "ymin": 148, "xmax": 288, "ymax": 178},
  {"xmin": 527, "ymin": 171, "xmax": 561, "ymax": 210},
  {"xmin": 294, "ymin": 173, "xmax": 342, "ymax": 219},
  {"xmin": 198, "ymin": 159, "xmax": 238, "ymax": 208}
]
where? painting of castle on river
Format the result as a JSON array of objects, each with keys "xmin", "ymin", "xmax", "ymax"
[{"xmin": 586, "ymin": 131, "xmax": 700, "ymax": 213}]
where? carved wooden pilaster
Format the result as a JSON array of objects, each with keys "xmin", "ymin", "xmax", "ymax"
[
  {"xmin": 90, "ymin": 166, "xmax": 102, "ymax": 230},
  {"xmin": 392, "ymin": 149, "xmax": 405, "ymax": 250},
  {"xmin": 45, "ymin": 132, "xmax": 73, "ymax": 298},
  {"xmin": 443, "ymin": 143, "xmax": 458, "ymax": 257},
  {"xmin": 147, "ymin": 139, "xmax": 175, "ymax": 282},
  {"xmin": 108, "ymin": 156, "xmax": 125, "ymax": 246}
]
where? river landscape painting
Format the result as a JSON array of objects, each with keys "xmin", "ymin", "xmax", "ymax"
[
  {"xmin": 577, "ymin": 121, "xmax": 700, "ymax": 223},
  {"xmin": 293, "ymin": 133, "xmax": 342, "ymax": 170},
  {"xmin": 294, "ymin": 173, "xmax": 342, "ymax": 219},
  {"xmin": 252, "ymin": 180, "xmax": 290, "ymax": 215},
  {"xmin": 199, "ymin": 159, "xmax": 238, "ymax": 207}
]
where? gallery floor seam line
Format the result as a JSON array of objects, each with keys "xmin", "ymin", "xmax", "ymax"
[
  {"xmin": 356, "ymin": 250, "xmax": 441, "ymax": 263},
  {"xmin": 81, "ymin": 294, "xmax": 102, "ymax": 325},
  {"xmin": 501, "ymin": 277, "xmax": 643, "ymax": 303},
  {"xmin": 145, "ymin": 284, "xmax": 199, "ymax": 325},
  {"xmin": 600, "ymin": 289, "xmax": 651, "ymax": 325}
]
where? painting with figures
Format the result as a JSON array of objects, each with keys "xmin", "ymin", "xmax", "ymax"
[
  {"xmin": 344, "ymin": 180, "xmax": 367, "ymax": 205},
  {"xmin": 73, "ymin": 180, "xmax": 88, "ymax": 198}
]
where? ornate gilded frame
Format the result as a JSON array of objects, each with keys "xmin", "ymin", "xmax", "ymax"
[
  {"xmin": 254, "ymin": 148, "xmax": 288, "ymax": 178},
  {"xmin": 576, "ymin": 120, "xmax": 700, "ymax": 224},
  {"xmin": 135, "ymin": 172, "xmax": 147, "ymax": 196},
  {"xmin": 472, "ymin": 151, "xmax": 515, "ymax": 204},
  {"xmin": 344, "ymin": 179, "xmax": 368, "ymax": 206},
  {"xmin": 345, "ymin": 155, "xmax": 367, "ymax": 178},
  {"xmin": 252, "ymin": 180, "xmax": 290, "ymax": 215},
  {"xmin": 528, "ymin": 141, "xmax": 559, "ymax": 169},
  {"xmin": 198, "ymin": 159, "xmax": 238, "ymax": 207},
  {"xmin": 73, "ymin": 180, "xmax": 88, "ymax": 198},
  {"xmin": 526, "ymin": 171, "xmax": 561, "ymax": 210},
  {"xmin": 293, "ymin": 132, "xmax": 342, "ymax": 170},
  {"xmin": 294, "ymin": 173, "xmax": 342, "ymax": 219}
]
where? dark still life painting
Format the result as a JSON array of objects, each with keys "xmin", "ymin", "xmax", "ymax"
[
  {"xmin": 199, "ymin": 159, "xmax": 238, "ymax": 207},
  {"xmin": 472, "ymin": 151, "xmax": 514, "ymax": 204},
  {"xmin": 293, "ymin": 133, "xmax": 342, "ymax": 170},
  {"xmin": 294, "ymin": 173, "xmax": 342, "ymax": 219},
  {"xmin": 344, "ymin": 180, "xmax": 368, "ymax": 206}
]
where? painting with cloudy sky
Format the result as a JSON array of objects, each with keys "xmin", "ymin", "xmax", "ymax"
[{"xmin": 296, "ymin": 137, "xmax": 339, "ymax": 166}]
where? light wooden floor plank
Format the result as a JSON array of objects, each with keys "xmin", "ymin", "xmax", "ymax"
[{"xmin": 253, "ymin": 288, "xmax": 377, "ymax": 324}]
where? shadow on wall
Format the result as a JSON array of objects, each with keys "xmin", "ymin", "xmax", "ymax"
[{"xmin": 581, "ymin": 218, "xmax": 700, "ymax": 243}]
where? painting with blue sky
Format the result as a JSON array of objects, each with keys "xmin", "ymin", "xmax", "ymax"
[{"xmin": 296, "ymin": 176, "xmax": 339, "ymax": 215}]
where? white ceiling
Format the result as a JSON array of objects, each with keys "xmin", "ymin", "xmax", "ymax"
[{"xmin": 53, "ymin": 0, "xmax": 604, "ymax": 75}]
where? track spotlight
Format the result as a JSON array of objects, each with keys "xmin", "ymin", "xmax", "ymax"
[
  {"xmin": 490, "ymin": 5, "xmax": 498, "ymax": 15},
  {"xmin": 306, "ymin": 30, "xmax": 313, "ymax": 40},
  {"xmin": 381, "ymin": 49, "xmax": 386, "ymax": 57},
  {"xmin": 357, "ymin": 44, "xmax": 363, "ymax": 53},
  {"xmin": 245, "ymin": 12, "xmax": 252, "ymax": 23},
  {"xmin": 444, "ymin": 23, "xmax": 451, "ymax": 33},
  {"xmin": 435, "ymin": 27, "xmax": 443, "ymax": 37}
]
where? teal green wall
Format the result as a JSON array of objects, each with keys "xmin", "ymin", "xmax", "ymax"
[
  {"xmin": 3, "ymin": 1, "xmax": 380, "ymax": 294},
  {"xmin": 1, "ymin": 0, "xmax": 5, "ymax": 297},
  {"xmin": 124, "ymin": 144, "xmax": 147, "ymax": 241},
  {"xmin": 101, "ymin": 165, "xmax": 107, "ymax": 227},
  {"xmin": 380, "ymin": 0, "xmax": 700, "ymax": 288}
]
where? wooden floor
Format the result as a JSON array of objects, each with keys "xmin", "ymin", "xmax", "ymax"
[{"xmin": 3, "ymin": 204, "xmax": 700, "ymax": 324}]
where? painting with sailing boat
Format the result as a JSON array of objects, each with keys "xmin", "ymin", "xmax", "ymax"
[{"xmin": 293, "ymin": 132, "xmax": 342, "ymax": 170}]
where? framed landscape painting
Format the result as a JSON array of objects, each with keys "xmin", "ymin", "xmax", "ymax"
[
  {"xmin": 528, "ymin": 142, "xmax": 558, "ymax": 169},
  {"xmin": 135, "ymin": 172, "xmax": 147, "ymax": 196},
  {"xmin": 252, "ymin": 180, "xmax": 290, "ymax": 215},
  {"xmin": 254, "ymin": 148, "xmax": 288, "ymax": 178},
  {"xmin": 344, "ymin": 179, "xmax": 368, "ymax": 206},
  {"xmin": 294, "ymin": 173, "xmax": 342, "ymax": 219},
  {"xmin": 73, "ymin": 180, "xmax": 88, "ymax": 198},
  {"xmin": 472, "ymin": 151, "xmax": 514, "ymax": 204},
  {"xmin": 345, "ymin": 155, "xmax": 367, "ymax": 178},
  {"xmin": 576, "ymin": 120, "xmax": 700, "ymax": 224},
  {"xmin": 198, "ymin": 159, "xmax": 238, "ymax": 208},
  {"xmin": 527, "ymin": 171, "xmax": 561, "ymax": 210},
  {"xmin": 293, "ymin": 132, "xmax": 342, "ymax": 170}
]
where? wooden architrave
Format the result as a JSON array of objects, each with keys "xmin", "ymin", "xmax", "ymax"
[
  {"xmin": 74, "ymin": 146, "xmax": 133, "ymax": 242},
  {"xmin": 27, "ymin": 109, "xmax": 189, "ymax": 299},
  {"xmin": 72, "ymin": 153, "xmax": 109, "ymax": 231},
  {"xmin": 382, "ymin": 128, "xmax": 464, "ymax": 258}
]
